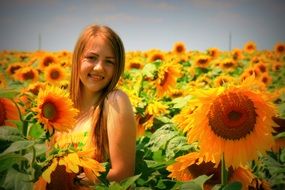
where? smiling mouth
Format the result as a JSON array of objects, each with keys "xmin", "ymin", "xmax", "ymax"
[{"xmin": 88, "ymin": 74, "xmax": 104, "ymax": 81}]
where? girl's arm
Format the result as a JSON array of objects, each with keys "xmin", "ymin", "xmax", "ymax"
[{"xmin": 105, "ymin": 89, "xmax": 137, "ymax": 181}]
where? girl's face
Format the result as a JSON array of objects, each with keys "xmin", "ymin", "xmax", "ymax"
[{"xmin": 79, "ymin": 36, "xmax": 115, "ymax": 94}]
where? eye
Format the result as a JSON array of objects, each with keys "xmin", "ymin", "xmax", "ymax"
[
  {"xmin": 106, "ymin": 60, "xmax": 115, "ymax": 65},
  {"xmin": 86, "ymin": 56, "xmax": 98, "ymax": 61}
]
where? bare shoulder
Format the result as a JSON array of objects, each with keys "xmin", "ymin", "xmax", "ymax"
[{"xmin": 105, "ymin": 89, "xmax": 133, "ymax": 112}]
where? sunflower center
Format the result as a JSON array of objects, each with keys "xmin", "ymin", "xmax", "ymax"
[
  {"xmin": 10, "ymin": 65, "xmax": 21, "ymax": 74},
  {"xmin": 208, "ymin": 91, "xmax": 257, "ymax": 140},
  {"xmin": 223, "ymin": 62, "xmax": 234, "ymax": 68},
  {"xmin": 23, "ymin": 70, "xmax": 35, "ymax": 80},
  {"xmin": 0, "ymin": 100, "xmax": 7, "ymax": 126},
  {"xmin": 43, "ymin": 56, "xmax": 55, "ymax": 67},
  {"xmin": 198, "ymin": 58, "xmax": 208, "ymax": 65},
  {"xmin": 42, "ymin": 102, "xmax": 58, "ymax": 121},
  {"xmin": 176, "ymin": 46, "xmax": 184, "ymax": 53},
  {"xmin": 50, "ymin": 69, "xmax": 60, "ymax": 80}
]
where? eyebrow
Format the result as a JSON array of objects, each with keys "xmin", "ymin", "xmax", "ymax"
[{"xmin": 85, "ymin": 52, "xmax": 115, "ymax": 59}]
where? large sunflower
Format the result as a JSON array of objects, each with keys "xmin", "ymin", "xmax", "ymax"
[
  {"xmin": 167, "ymin": 152, "xmax": 270, "ymax": 190},
  {"xmin": 0, "ymin": 98, "xmax": 20, "ymax": 127},
  {"xmin": 33, "ymin": 85, "xmax": 78, "ymax": 133},
  {"xmin": 185, "ymin": 77, "xmax": 278, "ymax": 168},
  {"xmin": 39, "ymin": 132, "xmax": 105, "ymax": 185}
]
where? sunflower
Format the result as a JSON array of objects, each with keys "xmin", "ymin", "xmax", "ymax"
[
  {"xmin": 231, "ymin": 48, "xmax": 243, "ymax": 61},
  {"xmin": 40, "ymin": 132, "xmax": 105, "ymax": 185},
  {"xmin": 14, "ymin": 66, "xmax": 39, "ymax": 82},
  {"xmin": 229, "ymin": 166, "xmax": 271, "ymax": 190},
  {"xmin": 167, "ymin": 152, "xmax": 270, "ymax": 190},
  {"xmin": 274, "ymin": 42, "xmax": 285, "ymax": 55},
  {"xmin": 244, "ymin": 41, "xmax": 256, "ymax": 54},
  {"xmin": 44, "ymin": 64, "xmax": 67, "ymax": 85},
  {"xmin": 172, "ymin": 41, "xmax": 186, "ymax": 54},
  {"xmin": 259, "ymin": 73, "xmax": 272, "ymax": 86},
  {"xmin": 33, "ymin": 85, "xmax": 79, "ymax": 133},
  {"xmin": 139, "ymin": 100, "xmax": 168, "ymax": 130},
  {"xmin": 185, "ymin": 77, "xmax": 278, "ymax": 168},
  {"xmin": 219, "ymin": 58, "xmax": 237, "ymax": 71},
  {"xmin": 253, "ymin": 62, "xmax": 268, "ymax": 73},
  {"xmin": 6, "ymin": 62, "xmax": 24, "ymax": 76},
  {"xmin": 194, "ymin": 54, "xmax": 211, "ymax": 69},
  {"xmin": 147, "ymin": 49, "xmax": 166, "ymax": 63},
  {"xmin": 207, "ymin": 47, "xmax": 220, "ymax": 58},
  {"xmin": 213, "ymin": 75, "xmax": 236, "ymax": 87},
  {"xmin": 39, "ymin": 54, "xmax": 57, "ymax": 70},
  {"xmin": 155, "ymin": 62, "xmax": 181, "ymax": 97},
  {"xmin": 0, "ymin": 98, "xmax": 20, "ymax": 127}
]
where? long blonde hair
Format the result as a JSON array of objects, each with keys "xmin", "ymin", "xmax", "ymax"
[{"xmin": 69, "ymin": 24, "xmax": 125, "ymax": 161}]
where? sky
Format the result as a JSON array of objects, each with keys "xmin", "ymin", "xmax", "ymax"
[{"xmin": 0, "ymin": 0, "xmax": 285, "ymax": 52}]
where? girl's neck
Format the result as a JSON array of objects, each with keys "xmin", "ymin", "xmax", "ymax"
[{"xmin": 79, "ymin": 88, "xmax": 102, "ymax": 114}]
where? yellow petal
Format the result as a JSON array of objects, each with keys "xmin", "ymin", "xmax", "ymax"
[{"xmin": 42, "ymin": 158, "xmax": 58, "ymax": 183}]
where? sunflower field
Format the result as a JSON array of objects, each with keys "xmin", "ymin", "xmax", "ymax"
[{"xmin": 0, "ymin": 41, "xmax": 285, "ymax": 190}]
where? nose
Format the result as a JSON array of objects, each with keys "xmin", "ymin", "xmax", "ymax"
[{"xmin": 93, "ymin": 60, "xmax": 103, "ymax": 71}]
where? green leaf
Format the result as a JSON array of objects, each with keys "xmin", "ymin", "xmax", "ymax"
[
  {"xmin": 171, "ymin": 95, "xmax": 192, "ymax": 109},
  {"xmin": 120, "ymin": 174, "xmax": 141, "ymax": 189},
  {"xmin": 0, "ymin": 89, "xmax": 19, "ymax": 99},
  {"xmin": 1, "ymin": 167, "xmax": 33, "ymax": 190},
  {"xmin": 28, "ymin": 123, "xmax": 45, "ymax": 139},
  {"xmin": 0, "ymin": 140, "xmax": 34, "ymax": 156},
  {"xmin": 0, "ymin": 153, "xmax": 28, "ymax": 172},
  {"xmin": 0, "ymin": 126, "xmax": 24, "ymax": 142},
  {"xmin": 142, "ymin": 63, "xmax": 157, "ymax": 78},
  {"xmin": 180, "ymin": 175, "xmax": 213, "ymax": 190},
  {"xmin": 223, "ymin": 181, "xmax": 242, "ymax": 190}
]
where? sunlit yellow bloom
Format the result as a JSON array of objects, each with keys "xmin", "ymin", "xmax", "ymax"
[
  {"xmin": 207, "ymin": 47, "xmax": 220, "ymax": 58},
  {"xmin": 259, "ymin": 72, "xmax": 272, "ymax": 86},
  {"xmin": 44, "ymin": 64, "xmax": 67, "ymax": 85},
  {"xmin": 244, "ymin": 41, "xmax": 256, "ymax": 54},
  {"xmin": 219, "ymin": 58, "xmax": 237, "ymax": 71},
  {"xmin": 155, "ymin": 62, "xmax": 181, "ymax": 97},
  {"xmin": 6, "ymin": 62, "xmax": 24, "ymax": 76},
  {"xmin": 0, "ymin": 98, "xmax": 20, "ymax": 127},
  {"xmin": 14, "ymin": 66, "xmax": 39, "ymax": 82},
  {"xmin": 274, "ymin": 42, "xmax": 285, "ymax": 55},
  {"xmin": 140, "ymin": 100, "xmax": 168, "ymax": 130},
  {"xmin": 147, "ymin": 49, "xmax": 166, "ymax": 63},
  {"xmin": 232, "ymin": 48, "xmax": 243, "ymax": 60},
  {"xmin": 172, "ymin": 41, "xmax": 186, "ymax": 54},
  {"xmin": 172, "ymin": 104, "xmax": 196, "ymax": 133},
  {"xmin": 271, "ymin": 61, "xmax": 282, "ymax": 72},
  {"xmin": 41, "ymin": 132, "xmax": 105, "ymax": 184},
  {"xmin": 253, "ymin": 62, "xmax": 268, "ymax": 73},
  {"xmin": 213, "ymin": 75, "xmax": 236, "ymax": 87},
  {"xmin": 229, "ymin": 166, "xmax": 271, "ymax": 190},
  {"xmin": 194, "ymin": 54, "xmax": 211, "ymax": 69},
  {"xmin": 33, "ymin": 85, "xmax": 78, "ymax": 133},
  {"xmin": 39, "ymin": 54, "xmax": 57, "ymax": 70},
  {"xmin": 185, "ymin": 77, "xmax": 278, "ymax": 168},
  {"xmin": 167, "ymin": 152, "xmax": 270, "ymax": 189},
  {"xmin": 42, "ymin": 158, "xmax": 58, "ymax": 183}
]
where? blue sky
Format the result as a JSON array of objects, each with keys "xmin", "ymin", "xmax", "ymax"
[{"xmin": 0, "ymin": 0, "xmax": 284, "ymax": 52}]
